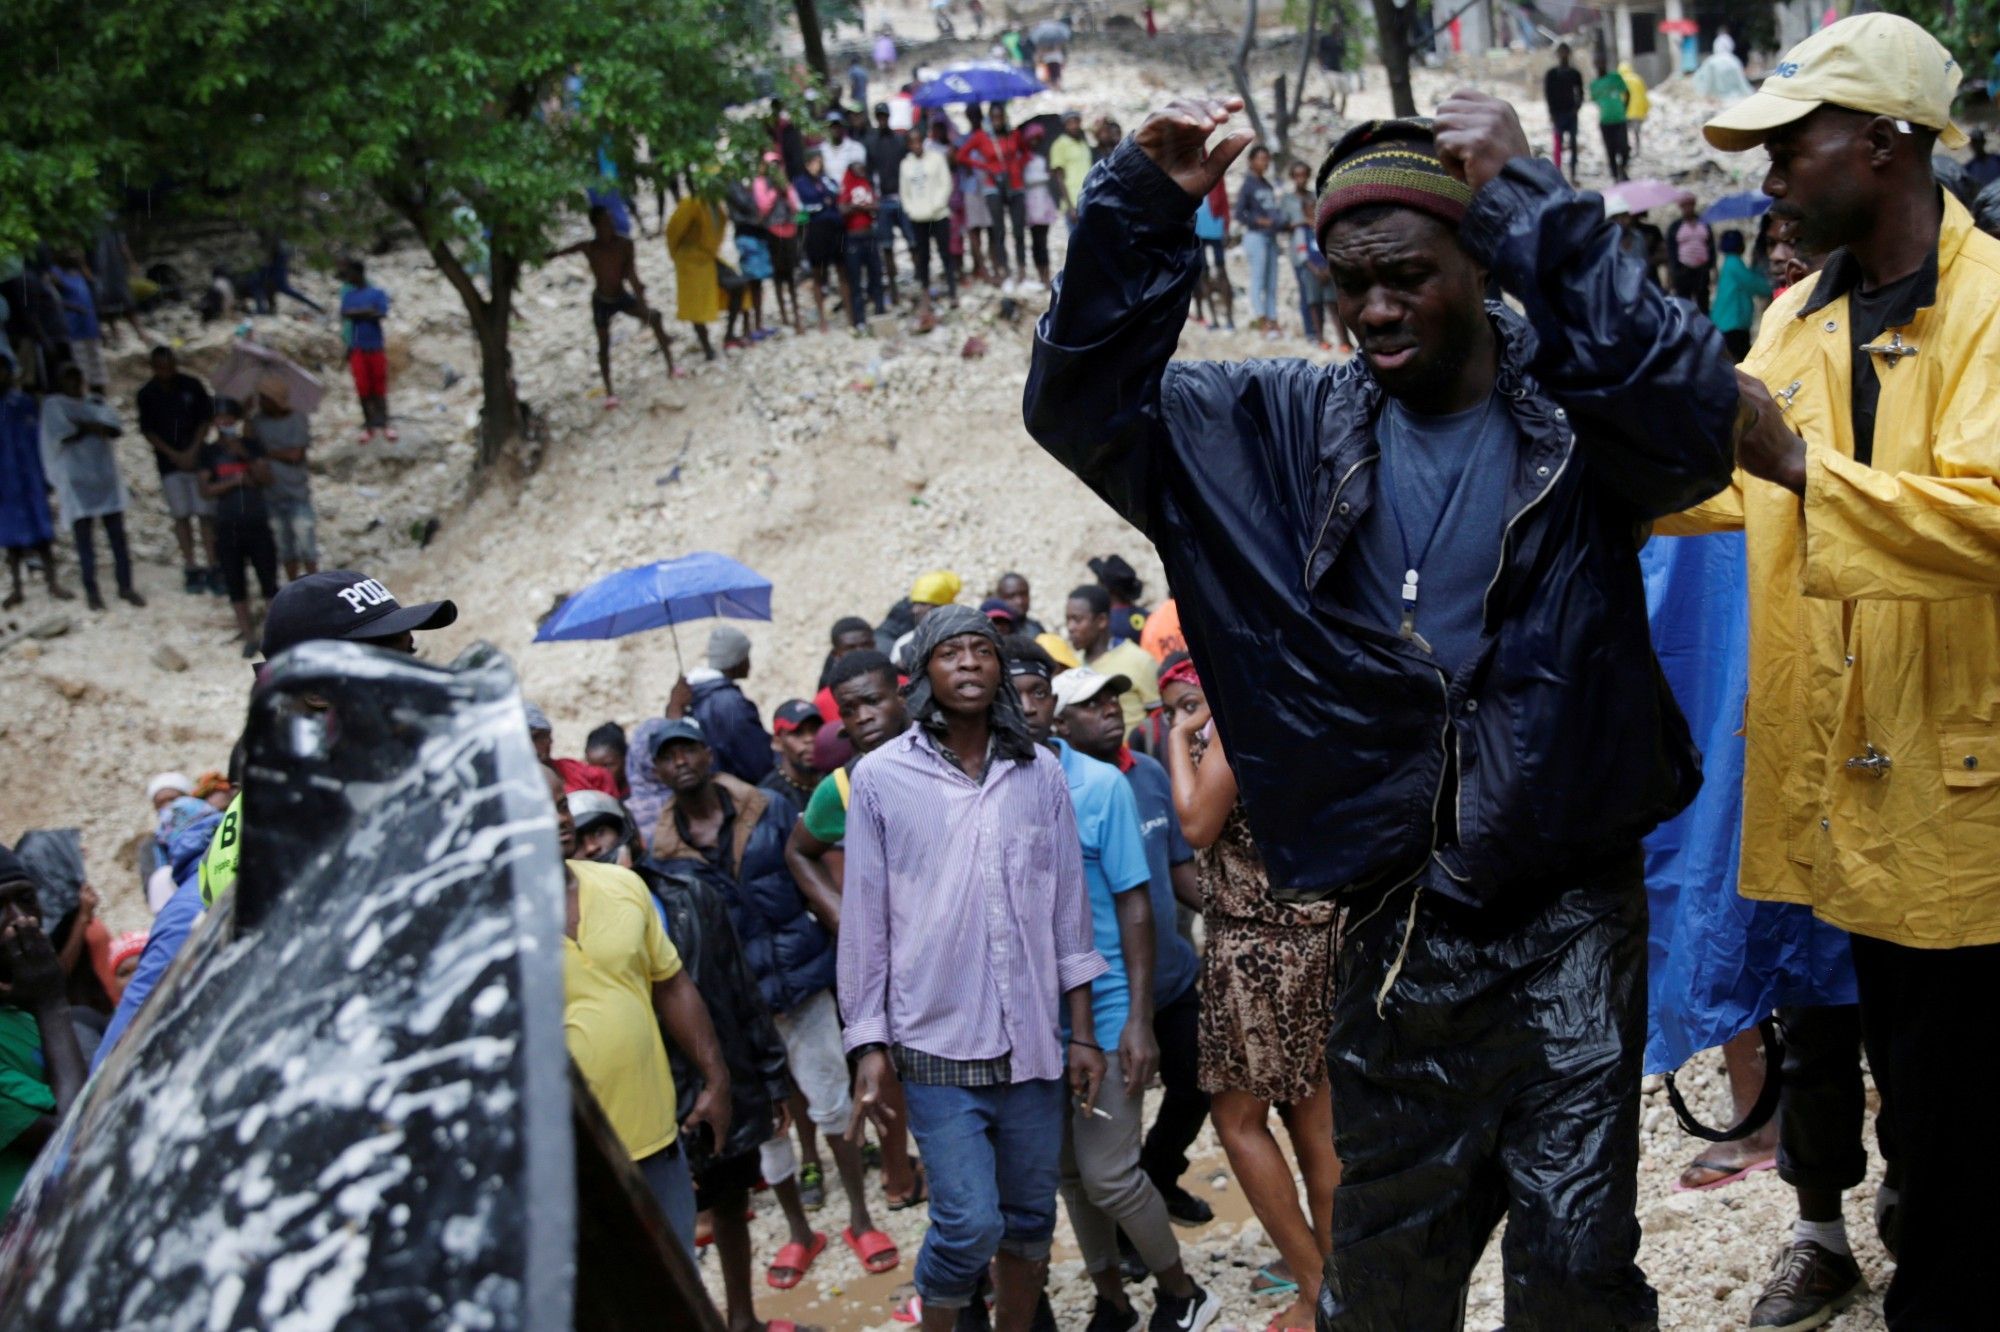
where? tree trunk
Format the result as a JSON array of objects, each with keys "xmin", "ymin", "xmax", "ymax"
[
  {"xmin": 1291, "ymin": 0, "xmax": 1322, "ymax": 140},
  {"xmin": 794, "ymin": 0, "xmax": 830, "ymax": 86},
  {"xmin": 475, "ymin": 250, "xmax": 519, "ymax": 470},
  {"xmin": 1372, "ymin": 0, "xmax": 1418, "ymax": 118},
  {"xmin": 397, "ymin": 199, "xmax": 521, "ymax": 470},
  {"xmin": 1229, "ymin": 0, "xmax": 1273, "ymax": 151}
]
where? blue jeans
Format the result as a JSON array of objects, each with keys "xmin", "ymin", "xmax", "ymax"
[
  {"xmin": 639, "ymin": 1145, "xmax": 697, "ymax": 1267},
  {"xmin": 902, "ymin": 1076, "xmax": 1066, "ymax": 1308},
  {"xmin": 843, "ymin": 233, "xmax": 885, "ymax": 326},
  {"xmin": 875, "ymin": 194, "xmax": 914, "ymax": 252},
  {"xmin": 1242, "ymin": 230, "xmax": 1280, "ymax": 321},
  {"xmin": 1293, "ymin": 261, "xmax": 1323, "ymax": 341}
]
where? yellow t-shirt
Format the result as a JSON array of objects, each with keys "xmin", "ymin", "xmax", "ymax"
[
  {"xmin": 562, "ymin": 860, "xmax": 683, "ymax": 1160},
  {"xmin": 1090, "ymin": 639, "xmax": 1162, "ymax": 734}
]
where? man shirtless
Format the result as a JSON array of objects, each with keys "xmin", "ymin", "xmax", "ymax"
[{"xmin": 552, "ymin": 205, "xmax": 677, "ymax": 408}]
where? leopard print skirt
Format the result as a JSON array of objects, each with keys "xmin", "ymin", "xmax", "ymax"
[{"xmin": 1194, "ymin": 807, "xmax": 1339, "ymax": 1105}]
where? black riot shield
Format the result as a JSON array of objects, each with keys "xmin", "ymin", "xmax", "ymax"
[{"xmin": 0, "ymin": 640, "xmax": 720, "ymax": 1330}]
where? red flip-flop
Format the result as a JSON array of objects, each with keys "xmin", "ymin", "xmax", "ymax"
[
  {"xmin": 1673, "ymin": 1155, "xmax": 1777, "ymax": 1194},
  {"xmin": 843, "ymin": 1225, "xmax": 900, "ymax": 1274},
  {"xmin": 767, "ymin": 1231, "xmax": 828, "ymax": 1289}
]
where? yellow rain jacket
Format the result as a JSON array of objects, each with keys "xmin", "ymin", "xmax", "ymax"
[
  {"xmin": 665, "ymin": 197, "xmax": 723, "ymax": 324},
  {"xmin": 1657, "ymin": 192, "xmax": 2000, "ymax": 948},
  {"xmin": 1618, "ymin": 61, "xmax": 1650, "ymax": 120}
]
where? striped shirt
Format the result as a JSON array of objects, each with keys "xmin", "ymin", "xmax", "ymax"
[{"xmin": 838, "ymin": 728, "xmax": 1107, "ymax": 1084}]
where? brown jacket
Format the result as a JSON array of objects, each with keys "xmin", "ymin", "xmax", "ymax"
[{"xmin": 649, "ymin": 771, "xmax": 767, "ymax": 871}]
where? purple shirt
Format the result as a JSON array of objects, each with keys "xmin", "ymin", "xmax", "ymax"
[{"xmin": 838, "ymin": 728, "xmax": 1107, "ymax": 1083}]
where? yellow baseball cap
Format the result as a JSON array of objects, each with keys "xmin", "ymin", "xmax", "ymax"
[
  {"xmin": 1703, "ymin": 13, "xmax": 1967, "ymax": 153},
  {"xmin": 909, "ymin": 570, "xmax": 963, "ymax": 606}
]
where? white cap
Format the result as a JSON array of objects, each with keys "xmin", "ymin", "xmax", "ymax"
[
  {"xmin": 1051, "ymin": 666, "xmax": 1132, "ymax": 716},
  {"xmin": 147, "ymin": 772, "xmax": 195, "ymax": 802},
  {"xmin": 1604, "ymin": 195, "xmax": 1632, "ymax": 219}
]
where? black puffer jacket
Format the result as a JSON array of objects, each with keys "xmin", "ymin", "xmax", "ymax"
[
  {"xmin": 1025, "ymin": 142, "xmax": 1738, "ymax": 910},
  {"xmin": 640, "ymin": 860, "xmax": 792, "ymax": 1167}
]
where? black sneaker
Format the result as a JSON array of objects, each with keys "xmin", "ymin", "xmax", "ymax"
[
  {"xmin": 1749, "ymin": 1240, "xmax": 1865, "ymax": 1330},
  {"xmin": 1159, "ymin": 1184, "xmax": 1214, "ymax": 1227},
  {"xmin": 182, "ymin": 566, "xmax": 203, "ymax": 594},
  {"xmin": 1148, "ymin": 1283, "xmax": 1220, "ymax": 1332},
  {"xmin": 1085, "ymin": 1296, "xmax": 1139, "ymax": 1332}
]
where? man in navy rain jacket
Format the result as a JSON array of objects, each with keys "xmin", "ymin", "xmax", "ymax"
[{"xmin": 1025, "ymin": 91, "xmax": 1738, "ymax": 1329}]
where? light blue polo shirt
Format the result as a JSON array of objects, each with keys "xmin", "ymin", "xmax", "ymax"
[{"xmin": 1051, "ymin": 738, "xmax": 1152, "ymax": 1050}]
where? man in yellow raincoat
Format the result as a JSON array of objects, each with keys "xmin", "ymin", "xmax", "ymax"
[
  {"xmin": 665, "ymin": 193, "xmax": 722, "ymax": 361},
  {"xmin": 1617, "ymin": 59, "xmax": 1649, "ymax": 156},
  {"xmin": 1663, "ymin": 15, "xmax": 2000, "ymax": 1327}
]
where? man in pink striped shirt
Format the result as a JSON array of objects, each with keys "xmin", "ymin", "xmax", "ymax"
[{"xmin": 840, "ymin": 604, "xmax": 1107, "ymax": 1332}]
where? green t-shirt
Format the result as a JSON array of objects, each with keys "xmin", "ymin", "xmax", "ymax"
[
  {"xmin": 1590, "ymin": 74, "xmax": 1629, "ymax": 126},
  {"xmin": 801, "ymin": 769, "xmax": 849, "ymax": 844},
  {"xmin": 0, "ymin": 1006, "xmax": 57, "ymax": 1214}
]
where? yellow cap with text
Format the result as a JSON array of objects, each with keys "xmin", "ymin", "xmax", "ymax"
[{"xmin": 1703, "ymin": 13, "xmax": 1966, "ymax": 152}]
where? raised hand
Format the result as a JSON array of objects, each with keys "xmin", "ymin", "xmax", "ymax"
[
  {"xmin": 1134, "ymin": 95, "xmax": 1256, "ymax": 200},
  {"xmin": 0, "ymin": 922, "xmax": 66, "ymax": 1007},
  {"xmin": 1433, "ymin": 90, "xmax": 1533, "ymax": 195}
]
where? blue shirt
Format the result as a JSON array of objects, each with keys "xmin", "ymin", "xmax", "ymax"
[
  {"xmin": 339, "ymin": 284, "xmax": 391, "ymax": 352},
  {"xmin": 52, "ymin": 268, "xmax": 100, "ymax": 342},
  {"xmin": 1120, "ymin": 750, "xmax": 1198, "ymax": 1006},
  {"xmin": 92, "ymin": 876, "xmax": 204, "ymax": 1072},
  {"xmin": 1194, "ymin": 198, "xmax": 1225, "ymax": 241},
  {"xmin": 1051, "ymin": 739, "xmax": 1151, "ymax": 1050},
  {"xmin": 1335, "ymin": 392, "xmax": 1520, "ymax": 681}
]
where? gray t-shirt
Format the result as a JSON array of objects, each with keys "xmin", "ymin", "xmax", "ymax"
[{"xmin": 251, "ymin": 411, "xmax": 311, "ymax": 504}]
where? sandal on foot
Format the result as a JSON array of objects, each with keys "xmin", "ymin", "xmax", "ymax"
[
  {"xmin": 1673, "ymin": 1154, "xmax": 1776, "ymax": 1193},
  {"xmin": 843, "ymin": 1225, "xmax": 900, "ymax": 1274},
  {"xmin": 891, "ymin": 1296, "xmax": 923, "ymax": 1324},
  {"xmin": 1251, "ymin": 1267, "xmax": 1299, "ymax": 1297},
  {"xmin": 767, "ymin": 1231, "xmax": 827, "ymax": 1289},
  {"xmin": 886, "ymin": 1163, "xmax": 928, "ymax": 1211}
]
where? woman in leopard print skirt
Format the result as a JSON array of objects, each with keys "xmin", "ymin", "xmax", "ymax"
[{"xmin": 1162, "ymin": 657, "xmax": 1339, "ymax": 1332}]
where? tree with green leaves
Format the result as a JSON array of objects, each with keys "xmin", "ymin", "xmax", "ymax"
[{"xmin": 4, "ymin": 0, "xmax": 763, "ymax": 467}]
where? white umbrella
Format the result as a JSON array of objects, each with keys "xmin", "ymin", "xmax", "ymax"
[{"xmin": 213, "ymin": 339, "xmax": 328, "ymax": 414}]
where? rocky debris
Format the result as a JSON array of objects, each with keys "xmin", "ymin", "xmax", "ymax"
[{"xmin": 150, "ymin": 643, "xmax": 190, "ymax": 673}]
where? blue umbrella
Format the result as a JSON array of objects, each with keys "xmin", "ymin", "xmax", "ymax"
[
  {"xmin": 535, "ymin": 551, "xmax": 772, "ymax": 669},
  {"xmin": 1702, "ymin": 192, "xmax": 1772, "ymax": 224},
  {"xmin": 911, "ymin": 62, "xmax": 1046, "ymax": 108}
]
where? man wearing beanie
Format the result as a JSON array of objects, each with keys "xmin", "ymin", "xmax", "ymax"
[
  {"xmin": 1660, "ymin": 15, "xmax": 2000, "ymax": 1326},
  {"xmin": 1027, "ymin": 89, "xmax": 1737, "ymax": 1325},
  {"xmin": 669, "ymin": 624, "xmax": 774, "ymax": 784}
]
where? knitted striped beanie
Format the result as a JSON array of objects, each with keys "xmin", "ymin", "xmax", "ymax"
[{"xmin": 1314, "ymin": 118, "xmax": 1474, "ymax": 250}]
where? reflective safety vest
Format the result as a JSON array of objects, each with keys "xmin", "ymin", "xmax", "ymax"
[{"xmin": 199, "ymin": 792, "xmax": 243, "ymax": 906}]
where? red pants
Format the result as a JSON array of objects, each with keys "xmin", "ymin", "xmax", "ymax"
[{"xmin": 348, "ymin": 348, "xmax": 388, "ymax": 398}]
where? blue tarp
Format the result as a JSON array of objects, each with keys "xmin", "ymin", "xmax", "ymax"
[{"xmin": 1641, "ymin": 531, "xmax": 1857, "ymax": 1075}]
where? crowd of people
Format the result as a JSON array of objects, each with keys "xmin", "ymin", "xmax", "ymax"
[{"xmin": 5, "ymin": 12, "xmax": 1998, "ymax": 1332}]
